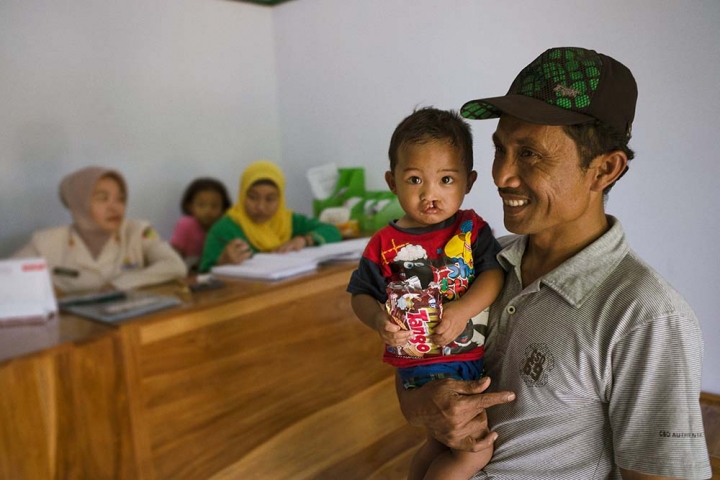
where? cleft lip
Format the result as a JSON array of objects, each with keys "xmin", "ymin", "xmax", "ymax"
[{"xmin": 420, "ymin": 200, "xmax": 440, "ymax": 212}]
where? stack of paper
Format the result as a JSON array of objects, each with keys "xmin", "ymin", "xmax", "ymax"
[{"xmin": 211, "ymin": 237, "xmax": 369, "ymax": 281}]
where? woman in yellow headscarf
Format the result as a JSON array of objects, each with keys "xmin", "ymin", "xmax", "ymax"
[{"xmin": 199, "ymin": 161, "xmax": 341, "ymax": 272}]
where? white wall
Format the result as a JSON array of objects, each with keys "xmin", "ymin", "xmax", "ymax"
[
  {"xmin": 1, "ymin": 0, "xmax": 718, "ymax": 394},
  {"xmin": 273, "ymin": 0, "xmax": 720, "ymax": 393},
  {"xmin": 0, "ymin": 0, "xmax": 281, "ymax": 250}
]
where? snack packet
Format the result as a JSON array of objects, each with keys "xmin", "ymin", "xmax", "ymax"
[{"xmin": 386, "ymin": 277, "xmax": 443, "ymax": 357}]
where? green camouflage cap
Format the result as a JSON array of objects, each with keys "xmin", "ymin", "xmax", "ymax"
[{"xmin": 461, "ymin": 47, "xmax": 637, "ymax": 138}]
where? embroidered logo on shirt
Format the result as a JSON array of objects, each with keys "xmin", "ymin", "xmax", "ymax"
[
  {"xmin": 519, "ymin": 343, "xmax": 555, "ymax": 387},
  {"xmin": 142, "ymin": 227, "xmax": 157, "ymax": 239}
]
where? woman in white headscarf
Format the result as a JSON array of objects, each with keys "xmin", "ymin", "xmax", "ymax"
[{"xmin": 12, "ymin": 166, "xmax": 187, "ymax": 293}]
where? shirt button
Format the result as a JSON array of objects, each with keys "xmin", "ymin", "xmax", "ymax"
[{"xmin": 506, "ymin": 305, "xmax": 516, "ymax": 315}]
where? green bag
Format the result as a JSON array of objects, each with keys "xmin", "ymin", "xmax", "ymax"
[
  {"xmin": 312, "ymin": 167, "xmax": 366, "ymax": 220},
  {"xmin": 360, "ymin": 190, "xmax": 404, "ymax": 233}
]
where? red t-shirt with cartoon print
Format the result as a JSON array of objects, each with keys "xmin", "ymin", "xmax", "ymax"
[{"xmin": 347, "ymin": 209, "xmax": 502, "ymax": 368}]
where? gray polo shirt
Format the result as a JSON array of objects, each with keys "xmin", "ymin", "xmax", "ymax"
[{"xmin": 474, "ymin": 216, "xmax": 711, "ymax": 479}]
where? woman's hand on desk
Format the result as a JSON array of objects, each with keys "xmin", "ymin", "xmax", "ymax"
[
  {"xmin": 218, "ymin": 239, "xmax": 253, "ymax": 265},
  {"xmin": 274, "ymin": 235, "xmax": 310, "ymax": 253}
]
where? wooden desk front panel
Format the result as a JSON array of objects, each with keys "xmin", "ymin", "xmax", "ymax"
[
  {"xmin": 0, "ymin": 332, "xmax": 137, "ymax": 480},
  {"xmin": 124, "ymin": 266, "xmax": 424, "ymax": 479}
]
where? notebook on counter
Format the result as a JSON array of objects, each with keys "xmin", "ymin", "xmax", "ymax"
[
  {"xmin": 211, "ymin": 237, "xmax": 369, "ymax": 281},
  {"xmin": 59, "ymin": 291, "xmax": 182, "ymax": 323},
  {"xmin": 0, "ymin": 258, "xmax": 57, "ymax": 325}
]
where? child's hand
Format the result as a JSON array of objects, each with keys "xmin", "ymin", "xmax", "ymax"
[
  {"xmin": 431, "ymin": 302, "xmax": 469, "ymax": 347},
  {"xmin": 374, "ymin": 311, "xmax": 411, "ymax": 347},
  {"xmin": 274, "ymin": 236, "xmax": 307, "ymax": 253}
]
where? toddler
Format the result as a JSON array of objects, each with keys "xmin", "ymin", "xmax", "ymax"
[{"xmin": 347, "ymin": 108, "xmax": 505, "ymax": 479}]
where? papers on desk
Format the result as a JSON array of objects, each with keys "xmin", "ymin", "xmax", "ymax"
[
  {"xmin": 211, "ymin": 237, "xmax": 369, "ymax": 281},
  {"xmin": 59, "ymin": 291, "xmax": 182, "ymax": 323},
  {"xmin": 0, "ymin": 258, "xmax": 57, "ymax": 325}
]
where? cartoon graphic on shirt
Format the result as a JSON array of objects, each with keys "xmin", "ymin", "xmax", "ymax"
[
  {"xmin": 393, "ymin": 244, "xmax": 434, "ymax": 288},
  {"xmin": 443, "ymin": 220, "xmax": 474, "ymax": 270},
  {"xmin": 442, "ymin": 308, "xmax": 489, "ymax": 355},
  {"xmin": 387, "ymin": 220, "xmax": 483, "ymax": 356},
  {"xmin": 379, "ymin": 238, "xmax": 413, "ymax": 266}
]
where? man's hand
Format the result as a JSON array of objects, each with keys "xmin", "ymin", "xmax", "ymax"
[
  {"xmin": 397, "ymin": 375, "xmax": 515, "ymax": 452},
  {"xmin": 431, "ymin": 301, "xmax": 471, "ymax": 347}
]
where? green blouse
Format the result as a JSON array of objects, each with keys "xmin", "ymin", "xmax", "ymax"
[{"xmin": 199, "ymin": 213, "xmax": 342, "ymax": 272}]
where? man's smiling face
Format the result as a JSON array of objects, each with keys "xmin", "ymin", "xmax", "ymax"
[{"xmin": 492, "ymin": 115, "xmax": 597, "ymax": 239}]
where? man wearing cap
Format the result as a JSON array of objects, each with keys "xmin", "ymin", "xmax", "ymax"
[{"xmin": 396, "ymin": 47, "xmax": 711, "ymax": 479}]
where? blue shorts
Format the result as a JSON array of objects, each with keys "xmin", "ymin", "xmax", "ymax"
[{"xmin": 398, "ymin": 358, "xmax": 484, "ymax": 389}]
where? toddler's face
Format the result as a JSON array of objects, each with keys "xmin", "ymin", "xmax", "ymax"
[
  {"xmin": 190, "ymin": 190, "xmax": 225, "ymax": 230},
  {"xmin": 244, "ymin": 183, "xmax": 280, "ymax": 224},
  {"xmin": 90, "ymin": 176, "xmax": 127, "ymax": 233},
  {"xmin": 385, "ymin": 140, "xmax": 476, "ymax": 229}
]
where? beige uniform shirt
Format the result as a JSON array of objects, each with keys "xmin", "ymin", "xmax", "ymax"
[{"xmin": 12, "ymin": 219, "xmax": 187, "ymax": 293}]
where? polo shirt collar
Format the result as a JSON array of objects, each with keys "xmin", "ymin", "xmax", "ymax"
[{"xmin": 497, "ymin": 216, "xmax": 630, "ymax": 308}]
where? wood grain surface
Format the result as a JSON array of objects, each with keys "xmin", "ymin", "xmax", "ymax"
[
  {"xmin": 0, "ymin": 331, "xmax": 138, "ymax": 479},
  {"xmin": 119, "ymin": 263, "xmax": 425, "ymax": 479},
  {"xmin": 4, "ymin": 262, "xmax": 716, "ymax": 479},
  {"xmin": 701, "ymin": 392, "xmax": 720, "ymax": 479}
]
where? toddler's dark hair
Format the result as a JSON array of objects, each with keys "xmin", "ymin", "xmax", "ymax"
[
  {"xmin": 388, "ymin": 107, "xmax": 474, "ymax": 173},
  {"xmin": 181, "ymin": 177, "xmax": 232, "ymax": 215}
]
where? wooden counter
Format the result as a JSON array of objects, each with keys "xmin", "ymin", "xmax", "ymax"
[
  {"xmin": 0, "ymin": 312, "xmax": 113, "ymax": 364},
  {"xmin": 0, "ymin": 263, "xmax": 424, "ymax": 479},
  {"xmin": 0, "ymin": 316, "xmax": 135, "ymax": 479}
]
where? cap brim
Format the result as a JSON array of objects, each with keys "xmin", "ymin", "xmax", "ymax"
[{"xmin": 461, "ymin": 94, "xmax": 595, "ymax": 126}]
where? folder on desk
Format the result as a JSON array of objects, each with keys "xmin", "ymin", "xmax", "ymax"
[
  {"xmin": 211, "ymin": 237, "xmax": 369, "ymax": 281},
  {"xmin": 0, "ymin": 258, "xmax": 57, "ymax": 325},
  {"xmin": 59, "ymin": 291, "xmax": 182, "ymax": 323}
]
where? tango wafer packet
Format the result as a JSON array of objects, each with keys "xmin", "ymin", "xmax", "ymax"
[{"xmin": 386, "ymin": 277, "xmax": 443, "ymax": 357}]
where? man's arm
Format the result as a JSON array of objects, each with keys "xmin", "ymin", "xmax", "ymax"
[
  {"xmin": 620, "ymin": 468, "xmax": 680, "ymax": 480},
  {"xmin": 395, "ymin": 373, "xmax": 515, "ymax": 452},
  {"xmin": 609, "ymin": 311, "xmax": 709, "ymax": 478}
]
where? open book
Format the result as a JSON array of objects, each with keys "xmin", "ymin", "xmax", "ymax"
[{"xmin": 211, "ymin": 237, "xmax": 369, "ymax": 281}]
